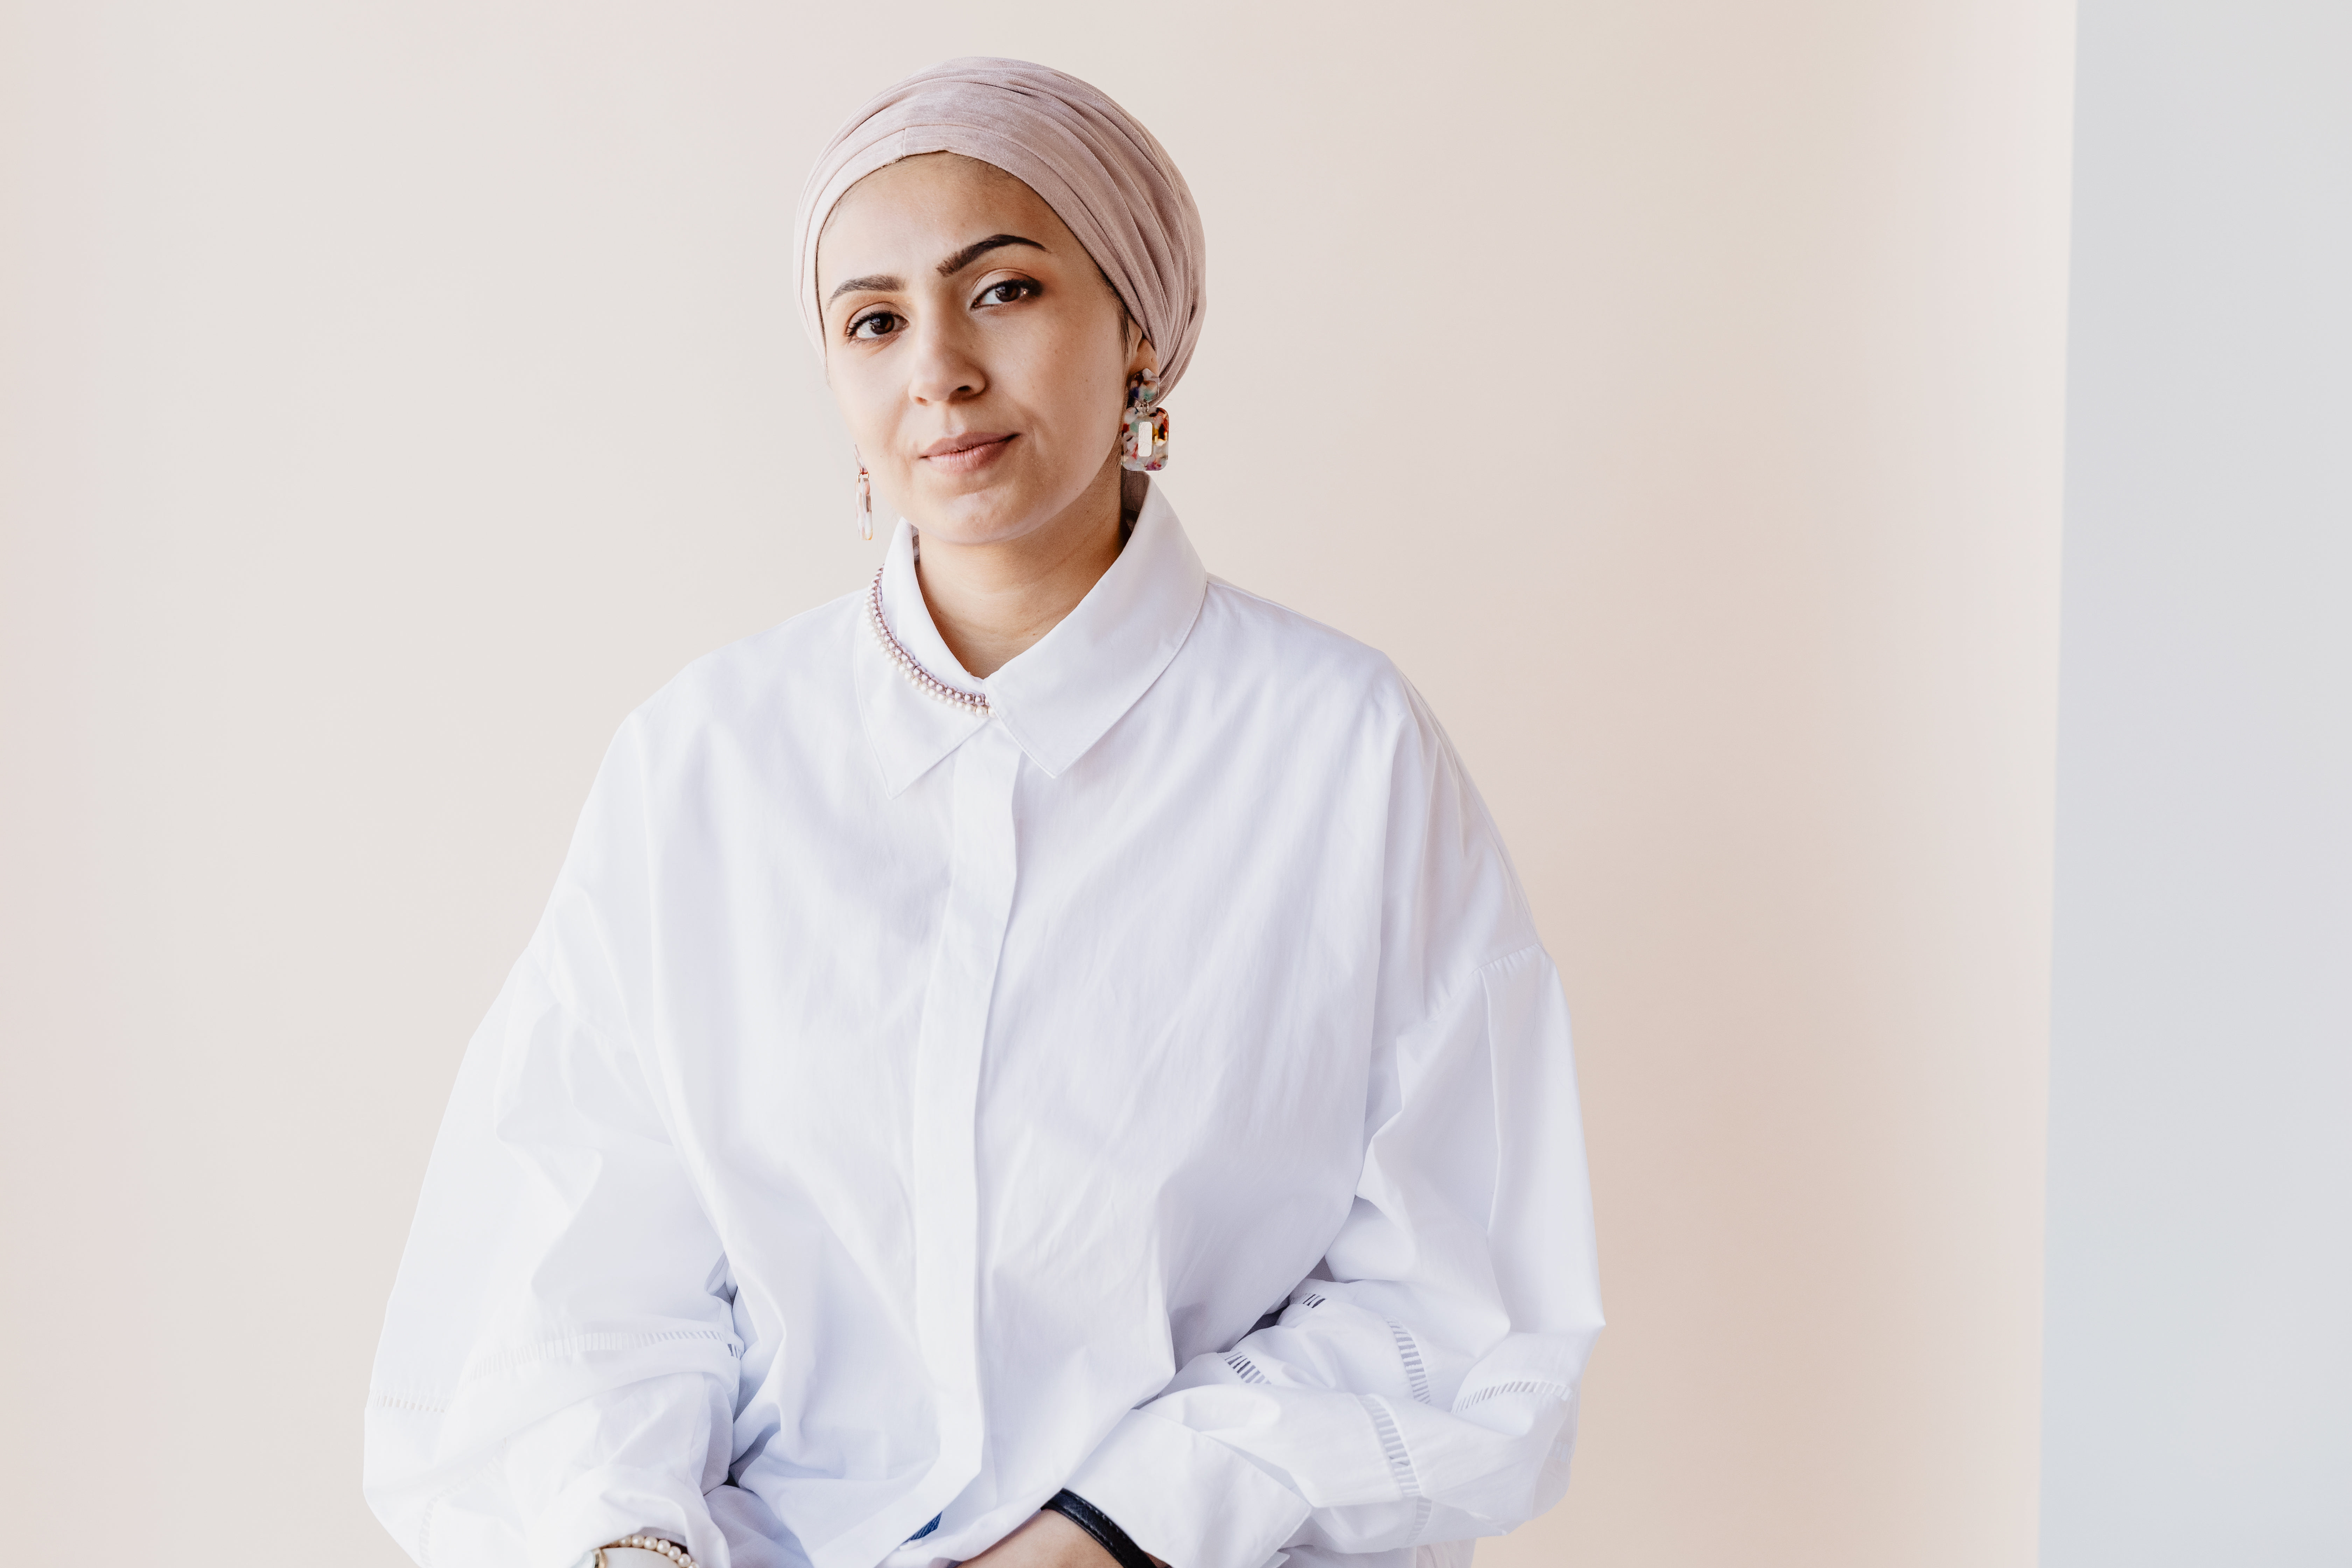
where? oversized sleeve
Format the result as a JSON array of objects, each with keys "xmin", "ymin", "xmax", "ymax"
[
  {"xmin": 1062, "ymin": 688, "xmax": 1604, "ymax": 1568},
  {"xmin": 363, "ymin": 720, "xmax": 748, "ymax": 1568}
]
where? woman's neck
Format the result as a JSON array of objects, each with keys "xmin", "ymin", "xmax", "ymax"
[{"xmin": 915, "ymin": 460, "xmax": 1131, "ymax": 679}]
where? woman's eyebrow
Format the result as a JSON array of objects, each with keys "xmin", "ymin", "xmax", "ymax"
[
  {"xmin": 824, "ymin": 236, "xmax": 1046, "ymax": 307},
  {"xmin": 937, "ymin": 234, "xmax": 1045, "ymax": 276},
  {"xmin": 826, "ymin": 273, "xmax": 900, "ymax": 305}
]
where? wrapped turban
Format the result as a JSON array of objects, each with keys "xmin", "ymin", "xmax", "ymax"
[{"xmin": 793, "ymin": 57, "xmax": 1208, "ymax": 392}]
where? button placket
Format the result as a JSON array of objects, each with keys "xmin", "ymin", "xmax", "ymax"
[{"xmin": 902, "ymin": 719, "xmax": 1022, "ymax": 1544}]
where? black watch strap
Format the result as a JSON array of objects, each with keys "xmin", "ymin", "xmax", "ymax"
[{"xmin": 1043, "ymin": 1490, "xmax": 1157, "ymax": 1568}]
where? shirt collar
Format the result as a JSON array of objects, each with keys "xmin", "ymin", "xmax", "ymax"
[{"xmin": 855, "ymin": 482, "xmax": 1209, "ymax": 797}]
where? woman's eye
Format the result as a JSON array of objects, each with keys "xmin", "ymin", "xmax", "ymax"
[
  {"xmin": 848, "ymin": 310, "xmax": 900, "ymax": 341},
  {"xmin": 976, "ymin": 280, "xmax": 1037, "ymax": 307}
]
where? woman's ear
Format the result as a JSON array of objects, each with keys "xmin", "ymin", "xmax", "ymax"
[{"xmin": 1127, "ymin": 322, "xmax": 1158, "ymax": 380}]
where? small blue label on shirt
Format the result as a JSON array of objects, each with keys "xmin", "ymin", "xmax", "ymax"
[{"xmin": 907, "ymin": 1516, "xmax": 942, "ymax": 1544}]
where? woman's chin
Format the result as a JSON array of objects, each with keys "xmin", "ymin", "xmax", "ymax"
[{"xmin": 905, "ymin": 482, "xmax": 1073, "ymax": 549}]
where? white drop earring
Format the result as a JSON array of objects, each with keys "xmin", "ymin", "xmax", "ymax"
[{"xmin": 854, "ymin": 465, "xmax": 874, "ymax": 541}]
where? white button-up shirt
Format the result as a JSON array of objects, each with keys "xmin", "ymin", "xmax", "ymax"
[{"xmin": 364, "ymin": 488, "xmax": 1603, "ymax": 1568}]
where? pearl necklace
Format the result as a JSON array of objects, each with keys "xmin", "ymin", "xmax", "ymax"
[{"xmin": 867, "ymin": 566, "xmax": 989, "ymax": 713}]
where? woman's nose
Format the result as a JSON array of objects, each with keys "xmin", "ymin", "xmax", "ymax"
[{"xmin": 905, "ymin": 321, "xmax": 985, "ymax": 406}]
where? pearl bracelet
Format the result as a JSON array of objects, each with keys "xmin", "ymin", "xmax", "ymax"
[{"xmin": 597, "ymin": 1535, "xmax": 698, "ymax": 1568}]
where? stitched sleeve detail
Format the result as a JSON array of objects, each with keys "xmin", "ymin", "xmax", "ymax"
[
  {"xmin": 366, "ymin": 1389, "xmax": 449, "ymax": 1415},
  {"xmin": 1455, "ymin": 1378, "xmax": 1572, "ymax": 1411},
  {"xmin": 1386, "ymin": 1320, "xmax": 1433, "ymax": 1405},
  {"xmin": 1362, "ymin": 1395, "xmax": 1419, "ymax": 1496},
  {"xmin": 1362, "ymin": 1396, "xmax": 1434, "ymax": 1541}
]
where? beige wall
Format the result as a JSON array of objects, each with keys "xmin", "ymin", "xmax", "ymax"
[{"xmin": 0, "ymin": 3, "xmax": 2071, "ymax": 1564}]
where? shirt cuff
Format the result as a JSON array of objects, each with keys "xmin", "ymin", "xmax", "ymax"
[
  {"xmin": 1063, "ymin": 1410, "xmax": 1309, "ymax": 1568},
  {"xmin": 529, "ymin": 1466, "xmax": 727, "ymax": 1568}
]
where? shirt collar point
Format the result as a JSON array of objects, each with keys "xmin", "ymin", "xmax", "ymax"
[{"xmin": 854, "ymin": 485, "xmax": 1206, "ymax": 784}]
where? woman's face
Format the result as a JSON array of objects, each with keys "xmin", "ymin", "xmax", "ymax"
[{"xmin": 817, "ymin": 153, "xmax": 1153, "ymax": 548}]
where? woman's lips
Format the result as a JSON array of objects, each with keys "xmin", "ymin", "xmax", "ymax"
[{"xmin": 920, "ymin": 433, "xmax": 1016, "ymax": 475}]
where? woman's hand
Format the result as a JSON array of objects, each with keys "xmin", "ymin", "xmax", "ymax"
[{"xmin": 960, "ymin": 1509, "xmax": 1164, "ymax": 1568}]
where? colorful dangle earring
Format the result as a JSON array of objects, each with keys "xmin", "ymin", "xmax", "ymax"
[
  {"xmin": 854, "ymin": 464, "xmax": 874, "ymax": 541},
  {"xmin": 1120, "ymin": 369, "xmax": 1168, "ymax": 472}
]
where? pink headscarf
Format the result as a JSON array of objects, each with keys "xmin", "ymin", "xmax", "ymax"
[{"xmin": 792, "ymin": 57, "xmax": 1208, "ymax": 392}]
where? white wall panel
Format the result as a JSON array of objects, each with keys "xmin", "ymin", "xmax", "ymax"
[{"xmin": 2044, "ymin": 4, "xmax": 2352, "ymax": 1562}]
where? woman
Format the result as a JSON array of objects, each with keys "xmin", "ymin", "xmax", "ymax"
[{"xmin": 365, "ymin": 58, "xmax": 1602, "ymax": 1568}]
